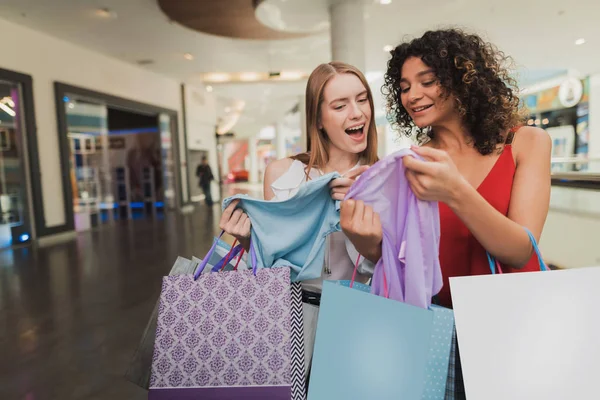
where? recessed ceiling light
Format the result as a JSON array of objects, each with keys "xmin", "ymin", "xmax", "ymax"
[
  {"xmin": 383, "ymin": 45, "xmax": 394, "ymax": 52},
  {"xmin": 206, "ymin": 86, "xmax": 213, "ymax": 92},
  {"xmin": 278, "ymin": 71, "xmax": 305, "ymax": 80},
  {"xmin": 204, "ymin": 72, "xmax": 231, "ymax": 82},
  {"xmin": 575, "ymin": 38, "xmax": 586, "ymax": 45},
  {"xmin": 380, "ymin": 0, "xmax": 392, "ymax": 4},
  {"xmin": 183, "ymin": 53, "xmax": 194, "ymax": 61},
  {"xmin": 239, "ymin": 72, "xmax": 262, "ymax": 81},
  {"xmin": 94, "ymin": 8, "xmax": 117, "ymax": 19}
]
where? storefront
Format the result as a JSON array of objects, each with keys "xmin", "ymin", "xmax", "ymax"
[
  {"xmin": 522, "ymin": 77, "xmax": 590, "ymax": 172},
  {"xmin": 54, "ymin": 83, "xmax": 184, "ymax": 232},
  {"xmin": 0, "ymin": 68, "xmax": 43, "ymax": 249}
]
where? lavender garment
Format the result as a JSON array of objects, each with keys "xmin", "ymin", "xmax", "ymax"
[
  {"xmin": 149, "ymin": 268, "xmax": 292, "ymax": 394},
  {"xmin": 346, "ymin": 148, "xmax": 442, "ymax": 308}
]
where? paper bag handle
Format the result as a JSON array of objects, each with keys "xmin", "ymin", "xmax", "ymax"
[
  {"xmin": 487, "ymin": 227, "xmax": 549, "ymax": 274},
  {"xmin": 351, "ymin": 254, "xmax": 388, "ymax": 298},
  {"xmin": 194, "ymin": 231, "xmax": 257, "ymax": 279}
]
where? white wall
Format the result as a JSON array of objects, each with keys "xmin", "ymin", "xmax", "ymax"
[
  {"xmin": 183, "ymin": 84, "xmax": 219, "ymax": 202},
  {"xmin": 0, "ymin": 17, "xmax": 216, "ymax": 229},
  {"xmin": 540, "ymin": 187, "xmax": 600, "ymax": 268}
]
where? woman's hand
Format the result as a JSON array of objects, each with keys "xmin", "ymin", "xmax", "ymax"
[
  {"xmin": 219, "ymin": 200, "xmax": 251, "ymax": 249},
  {"xmin": 403, "ymin": 146, "xmax": 467, "ymax": 207},
  {"xmin": 329, "ymin": 165, "xmax": 369, "ymax": 201},
  {"xmin": 340, "ymin": 199, "xmax": 383, "ymax": 263}
]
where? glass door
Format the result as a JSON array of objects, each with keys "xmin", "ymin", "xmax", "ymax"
[{"xmin": 0, "ymin": 80, "xmax": 33, "ymax": 248}]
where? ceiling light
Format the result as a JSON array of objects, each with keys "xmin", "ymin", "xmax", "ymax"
[
  {"xmin": 575, "ymin": 38, "xmax": 586, "ymax": 45},
  {"xmin": 380, "ymin": 0, "xmax": 392, "ymax": 4},
  {"xmin": 183, "ymin": 53, "xmax": 194, "ymax": 61},
  {"xmin": 206, "ymin": 85, "xmax": 213, "ymax": 92},
  {"xmin": 1, "ymin": 97, "xmax": 15, "ymax": 108},
  {"xmin": 0, "ymin": 103, "xmax": 16, "ymax": 117},
  {"xmin": 279, "ymin": 71, "xmax": 305, "ymax": 80},
  {"xmin": 542, "ymin": 118, "xmax": 549, "ymax": 125},
  {"xmin": 383, "ymin": 44, "xmax": 394, "ymax": 52},
  {"xmin": 239, "ymin": 72, "xmax": 262, "ymax": 81},
  {"xmin": 94, "ymin": 8, "xmax": 117, "ymax": 19},
  {"xmin": 203, "ymin": 72, "xmax": 231, "ymax": 83}
]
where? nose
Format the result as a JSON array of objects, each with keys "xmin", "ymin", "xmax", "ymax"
[
  {"xmin": 408, "ymin": 86, "xmax": 423, "ymax": 104},
  {"xmin": 349, "ymin": 101, "xmax": 362, "ymax": 119}
]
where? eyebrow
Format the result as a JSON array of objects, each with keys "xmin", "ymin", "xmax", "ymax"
[
  {"xmin": 329, "ymin": 90, "xmax": 368, "ymax": 105},
  {"xmin": 400, "ymin": 69, "xmax": 435, "ymax": 83}
]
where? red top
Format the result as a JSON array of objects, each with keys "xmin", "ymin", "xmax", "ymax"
[{"xmin": 436, "ymin": 136, "xmax": 541, "ymax": 308}]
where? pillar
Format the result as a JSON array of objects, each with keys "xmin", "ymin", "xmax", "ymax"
[
  {"xmin": 329, "ymin": 1, "xmax": 366, "ymax": 73},
  {"xmin": 588, "ymin": 74, "xmax": 600, "ymax": 172},
  {"xmin": 248, "ymin": 137, "xmax": 259, "ymax": 184},
  {"xmin": 275, "ymin": 122, "xmax": 287, "ymax": 159},
  {"xmin": 298, "ymin": 95, "xmax": 308, "ymax": 152}
]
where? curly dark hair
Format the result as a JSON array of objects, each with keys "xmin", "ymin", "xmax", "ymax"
[{"xmin": 383, "ymin": 28, "xmax": 524, "ymax": 155}]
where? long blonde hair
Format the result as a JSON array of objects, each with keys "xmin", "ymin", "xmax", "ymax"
[{"xmin": 291, "ymin": 62, "xmax": 379, "ymax": 175}]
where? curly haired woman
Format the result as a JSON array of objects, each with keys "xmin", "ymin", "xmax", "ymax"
[{"xmin": 339, "ymin": 28, "xmax": 552, "ymax": 397}]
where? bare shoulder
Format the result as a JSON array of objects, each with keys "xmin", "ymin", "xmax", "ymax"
[
  {"xmin": 264, "ymin": 157, "xmax": 295, "ymax": 183},
  {"xmin": 512, "ymin": 126, "xmax": 552, "ymax": 164}
]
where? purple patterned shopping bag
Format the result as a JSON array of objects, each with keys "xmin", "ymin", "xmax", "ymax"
[{"xmin": 148, "ymin": 266, "xmax": 305, "ymax": 400}]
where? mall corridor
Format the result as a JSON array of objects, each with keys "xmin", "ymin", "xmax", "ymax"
[
  {"xmin": 1, "ymin": 0, "xmax": 600, "ymax": 398},
  {"xmin": 0, "ymin": 205, "xmax": 224, "ymax": 399}
]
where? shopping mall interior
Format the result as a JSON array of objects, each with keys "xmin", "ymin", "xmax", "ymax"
[{"xmin": 0, "ymin": 0, "xmax": 599, "ymax": 398}]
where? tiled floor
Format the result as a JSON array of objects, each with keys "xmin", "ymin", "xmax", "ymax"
[{"xmin": 0, "ymin": 203, "xmax": 226, "ymax": 399}]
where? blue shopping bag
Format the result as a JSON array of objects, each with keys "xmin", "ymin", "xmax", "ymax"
[
  {"xmin": 423, "ymin": 305, "xmax": 454, "ymax": 400},
  {"xmin": 330, "ymin": 279, "xmax": 372, "ymax": 293},
  {"xmin": 308, "ymin": 281, "xmax": 434, "ymax": 400}
]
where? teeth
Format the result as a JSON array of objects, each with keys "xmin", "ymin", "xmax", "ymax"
[
  {"xmin": 347, "ymin": 124, "xmax": 364, "ymax": 132},
  {"xmin": 414, "ymin": 106, "xmax": 430, "ymax": 112}
]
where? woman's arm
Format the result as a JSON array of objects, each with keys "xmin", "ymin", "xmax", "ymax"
[{"xmin": 405, "ymin": 127, "xmax": 552, "ymax": 267}]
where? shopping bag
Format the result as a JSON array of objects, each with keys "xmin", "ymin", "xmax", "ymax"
[
  {"xmin": 148, "ymin": 238, "xmax": 306, "ymax": 399},
  {"xmin": 423, "ymin": 305, "xmax": 454, "ymax": 400},
  {"xmin": 125, "ymin": 256, "xmax": 197, "ymax": 389},
  {"xmin": 307, "ymin": 280, "xmax": 434, "ymax": 400},
  {"xmin": 448, "ymin": 228, "xmax": 589, "ymax": 400}
]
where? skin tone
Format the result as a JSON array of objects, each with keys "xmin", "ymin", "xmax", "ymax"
[
  {"xmin": 220, "ymin": 72, "xmax": 373, "ymax": 250},
  {"xmin": 342, "ymin": 56, "xmax": 552, "ymax": 266}
]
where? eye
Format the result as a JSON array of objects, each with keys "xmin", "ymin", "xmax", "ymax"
[
  {"xmin": 423, "ymin": 80, "xmax": 436, "ymax": 87},
  {"xmin": 334, "ymin": 105, "xmax": 344, "ymax": 110},
  {"xmin": 400, "ymin": 87, "xmax": 410, "ymax": 94},
  {"xmin": 358, "ymin": 98, "xmax": 368, "ymax": 103}
]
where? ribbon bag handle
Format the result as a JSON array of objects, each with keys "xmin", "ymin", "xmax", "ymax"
[
  {"xmin": 487, "ymin": 227, "xmax": 549, "ymax": 275},
  {"xmin": 194, "ymin": 231, "xmax": 257, "ymax": 279}
]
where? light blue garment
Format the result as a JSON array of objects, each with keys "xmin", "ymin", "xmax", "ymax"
[
  {"xmin": 222, "ymin": 172, "xmax": 342, "ymax": 282},
  {"xmin": 308, "ymin": 281, "xmax": 434, "ymax": 400}
]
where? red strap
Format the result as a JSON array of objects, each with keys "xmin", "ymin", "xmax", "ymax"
[
  {"xmin": 220, "ymin": 239, "xmax": 238, "ymax": 271},
  {"xmin": 350, "ymin": 254, "xmax": 361, "ymax": 288},
  {"xmin": 234, "ymin": 248, "xmax": 245, "ymax": 271},
  {"xmin": 351, "ymin": 254, "xmax": 389, "ymax": 298}
]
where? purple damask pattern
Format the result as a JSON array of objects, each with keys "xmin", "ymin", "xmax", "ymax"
[{"xmin": 149, "ymin": 268, "xmax": 292, "ymax": 390}]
